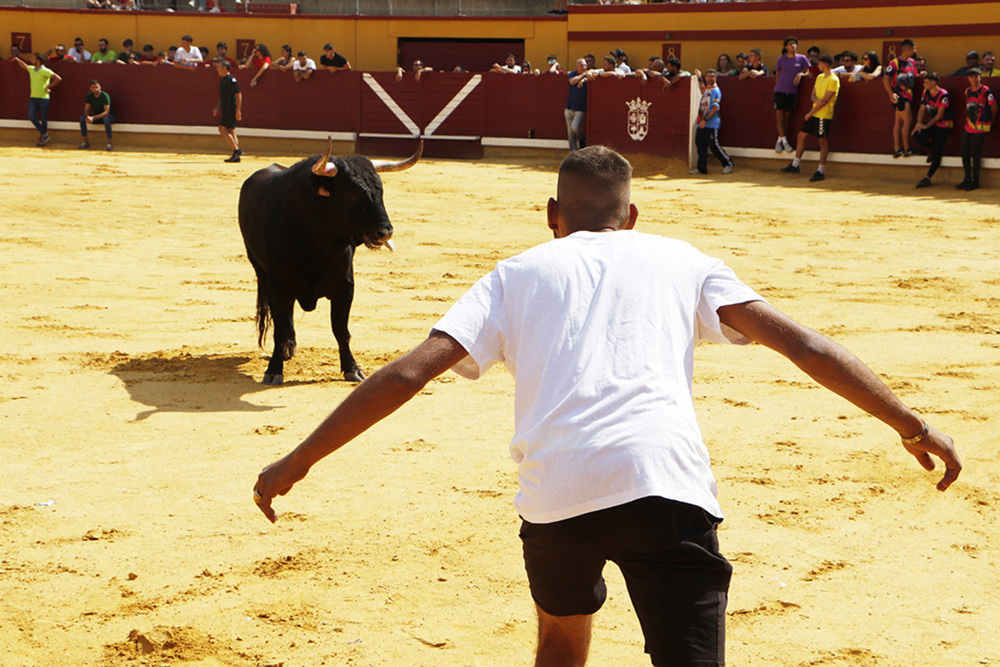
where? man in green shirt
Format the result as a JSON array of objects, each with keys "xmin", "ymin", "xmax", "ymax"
[
  {"xmin": 78, "ymin": 79, "xmax": 115, "ymax": 151},
  {"xmin": 90, "ymin": 38, "xmax": 117, "ymax": 64},
  {"xmin": 13, "ymin": 53, "xmax": 61, "ymax": 146}
]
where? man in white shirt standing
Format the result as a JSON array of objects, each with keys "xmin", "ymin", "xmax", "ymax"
[
  {"xmin": 292, "ymin": 50, "xmax": 316, "ymax": 83},
  {"xmin": 174, "ymin": 34, "xmax": 203, "ymax": 67},
  {"xmin": 253, "ymin": 146, "xmax": 961, "ymax": 667}
]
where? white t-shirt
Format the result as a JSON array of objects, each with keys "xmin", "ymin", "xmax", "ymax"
[
  {"xmin": 68, "ymin": 47, "xmax": 92, "ymax": 63},
  {"xmin": 433, "ymin": 230, "xmax": 763, "ymax": 524},
  {"xmin": 175, "ymin": 45, "xmax": 203, "ymax": 63},
  {"xmin": 293, "ymin": 58, "xmax": 316, "ymax": 71}
]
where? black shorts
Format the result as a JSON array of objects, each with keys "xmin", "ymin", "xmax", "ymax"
[
  {"xmin": 520, "ymin": 496, "xmax": 732, "ymax": 666},
  {"xmin": 802, "ymin": 116, "xmax": 832, "ymax": 138},
  {"xmin": 773, "ymin": 92, "xmax": 797, "ymax": 112},
  {"xmin": 892, "ymin": 96, "xmax": 912, "ymax": 112},
  {"xmin": 219, "ymin": 110, "xmax": 237, "ymax": 130}
]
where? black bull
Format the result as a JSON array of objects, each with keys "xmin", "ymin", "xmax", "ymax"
[{"xmin": 238, "ymin": 140, "xmax": 422, "ymax": 385}]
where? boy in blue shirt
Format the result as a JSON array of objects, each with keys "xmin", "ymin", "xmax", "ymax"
[{"xmin": 691, "ymin": 69, "xmax": 734, "ymax": 175}]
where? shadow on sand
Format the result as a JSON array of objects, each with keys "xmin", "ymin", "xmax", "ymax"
[{"xmin": 108, "ymin": 351, "xmax": 280, "ymax": 421}]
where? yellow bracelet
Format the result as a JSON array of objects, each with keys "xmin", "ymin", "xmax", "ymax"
[{"xmin": 900, "ymin": 420, "xmax": 929, "ymax": 446}]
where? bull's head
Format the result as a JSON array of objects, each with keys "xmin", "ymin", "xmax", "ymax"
[{"xmin": 310, "ymin": 138, "xmax": 422, "ymax": 250}]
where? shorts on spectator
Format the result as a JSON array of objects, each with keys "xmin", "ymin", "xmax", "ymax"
[
  {"xmin": 519, "ymin": 496, "xmax": 732, "ymax": 666},
  {"xmin": 802, "ymin": 116, "xmax": 831, "ymax": 138},
  {"xmin": 773, "ymin": 92, "xmax": 797, "ymax": 112},
  {"xmin": 892, "ymin": 97, "xmax": 911, "ymax": 112},
  {"xmin": 219, "ymin": 112, "xmax": 237, "ymax": 130}
]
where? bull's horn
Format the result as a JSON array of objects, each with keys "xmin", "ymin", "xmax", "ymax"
[
  {"xmin": 371, "ymin": 140, "xmax": 423, "ymax": 173},
  {"xmin": 311, "ymin": 136, "xmax": 339, "ymax": 177}
]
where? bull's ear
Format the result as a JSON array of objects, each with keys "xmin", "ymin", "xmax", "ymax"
[{"xmin": 317, "ymin": 186, "xmax": 331, "ymax": 197}]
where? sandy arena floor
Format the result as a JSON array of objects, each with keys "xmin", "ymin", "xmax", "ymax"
[{"xmin": 1, "ymin": 141, "xmax": 998, "ymax": 667}]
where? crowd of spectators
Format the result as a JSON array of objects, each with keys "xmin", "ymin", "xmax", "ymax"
[{"xmin": 5, "ymin": 36, "xmax": 995, "ymax": 186}]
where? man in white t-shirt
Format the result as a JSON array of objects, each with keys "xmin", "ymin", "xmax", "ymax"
[
  {"xmin": 174, "ymin": 34, "xmax": 203, "ymax": 67},
  {"xmin": 253, "ymin": 146, "xmax": 960, "ymax": 666},
  {"xmin": 292, "ymin": 50, "xmax": 316, "ymax": 83}
]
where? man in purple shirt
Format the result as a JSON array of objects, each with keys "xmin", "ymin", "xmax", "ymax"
[{"xmin": 773, "ymin": 36, "xmax": 811, "ymax": 153}]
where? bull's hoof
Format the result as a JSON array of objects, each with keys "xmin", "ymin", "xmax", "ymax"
[
  {"xmin": 344, "ymin": 369, "xmax": 366, "ymax": 383},
  {"xmin": 262, "ymin": 373, "xmax": 284, "ymax": 385}
]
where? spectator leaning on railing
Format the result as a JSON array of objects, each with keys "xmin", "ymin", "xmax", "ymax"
[
  {"xmin": 564, "ymin": 58, "xmax": 588, "ymax": 152},
  {"xmin": 175, "ymin": 35, "xmax": 203, "ymax": 67},
  {"xmin": 68, "ymin": 38, "xmax": 91, "ymax": 63},
  {"xmin": 91, "ymin": 38, "xmax": 117, "ymax": 64},
  {"xmin": 292, "ymin": 51, "xmax": 317, "ymax": 83},
  {"xmin": 320, "ymin": 43, "xmax": 351, "ymax": 72}
]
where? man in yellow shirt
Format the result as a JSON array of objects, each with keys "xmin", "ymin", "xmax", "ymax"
[
  {"xmin": 780, "ymin": 53, "xmax": 840, "ymax": 182},
  {"xmin": 13, "ymin": 53, "xmax": 61, "ymax": 146}
]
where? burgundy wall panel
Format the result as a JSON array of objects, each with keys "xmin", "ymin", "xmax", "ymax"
[
  {"xmin": 419, "ymin": 73, "xmax": 485, "ymax": 138},
  {"xmin": 586, "ymin": 76, "xmax": 692, "ymax": 159},
  {"xmin": 360, "ymin": 72, "xmax": 423, "ymax": 135},
  {"xmin": 717, "ymin": 75, "xmax": 999, "ymax": 158},
  {"xmin": 2, "ymin": 60, "xmax": 995, "ymax": 159},
  {"xmin": 484, "ymin": 71, "xmax": 568, "ymax": 141}
]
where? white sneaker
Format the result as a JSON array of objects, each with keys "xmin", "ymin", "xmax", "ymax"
[
  {"xmin": 689, "ymin": 169, "xmax": 702, "ymax": 175},
  {"xmin": 722, "ymin": 164, "xmax": 733, "ymax": 174},
  {"xmin": 775, "ymin": 138, "xmax": 784, "ymax": 153},
  {"xmin": 783, "ymin": 137, "xmax": 794, "ymax": 153}
]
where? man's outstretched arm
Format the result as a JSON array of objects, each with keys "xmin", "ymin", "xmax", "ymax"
[
  {"xmin": 253, "ymin": 330, "xmax": 470, "ymax": 522},
  {"xmin": 718, "ymin": 300, "xmax": 961, "ymax": 491}
]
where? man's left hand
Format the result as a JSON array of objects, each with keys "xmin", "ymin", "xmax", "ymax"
[{"xmin": 254, "ymin": 453, "xmax": 309, "ymax": 523}]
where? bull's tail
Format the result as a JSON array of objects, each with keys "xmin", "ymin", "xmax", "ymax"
[{"xmin": 255, "ymin": 276, "xmax": 272, "ymax": 349}]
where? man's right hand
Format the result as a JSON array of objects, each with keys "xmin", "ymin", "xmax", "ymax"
[{"xmin": 902, "ymin": 425, "xmax": 962, "ymax": 492}]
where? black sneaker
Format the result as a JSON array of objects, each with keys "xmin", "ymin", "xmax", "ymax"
[
  {"xmin": 224, "ymin": 154, "xmax": 241, "ymax": 163},
  {"xmin": 902, "ymin": 149, "xmax": 913, "ymax": 157},
  {"xmin": 892, "ymin": 149, "xmax": 903, "ymax": 158},
  {"xmin": 916, "ymin": 177, "xmax": 932, "ymax": 189},
  {"xmin": 965, "ymin": 181, "xmax": 979, "ymax": 191},
  {"xmin": 955, "ymin": 180, "xmax": 970, "ymax": 190},
  {"xmin": 780, "ymin": 164, "xmax": 800, "ymax": 174},
  {"xmin": 809, "ymin": 171, "xmax": 825, "ymax": 182}
]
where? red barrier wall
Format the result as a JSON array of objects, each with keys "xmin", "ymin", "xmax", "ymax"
[
  {"xmin": 586, "ymin": 76, "xmax": 692, "ymax": 160},
  {"xmin": 717, "ymin": 75, "xmax": 1000, "ymax": 158},
  {"xmin": 1, "ymin": 61, "xmax": 996, "ymax": 160}
]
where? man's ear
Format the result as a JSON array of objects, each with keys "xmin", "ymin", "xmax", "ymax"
[
  {"xmin": 547, "ymin": 197, "xmax": 560, "ymax": 233},
  {"xmin": 622, "ymin": 203, "xmax": 639, "ymax": 230}
]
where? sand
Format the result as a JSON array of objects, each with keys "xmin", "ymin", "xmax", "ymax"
[{"xmin": 1, "ymin": 141, "xmax": 998, "ymax": 667}]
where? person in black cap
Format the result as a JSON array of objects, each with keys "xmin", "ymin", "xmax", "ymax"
[
  {"xmin": 950, "ymin": 51, "xmax": 980, "ymax": 77},
  {"xmin": 611, "ymin": 48, "xmax": 631, "ymax": 74}
]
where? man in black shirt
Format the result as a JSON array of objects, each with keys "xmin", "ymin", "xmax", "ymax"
[
  {"xmin": 319, "ymin": 43, "xmax": 351, "ymax": 72},
  {"xmin": 213, "ymin": 59, "xmax": 243, "ymax": 163}
]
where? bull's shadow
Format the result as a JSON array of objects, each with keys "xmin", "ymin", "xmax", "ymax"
[{"xmin": 108, "ymin": 351, "xmax": 281, "ymax": 421}]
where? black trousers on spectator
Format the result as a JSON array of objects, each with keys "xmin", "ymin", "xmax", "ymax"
[
  {"xmin": 695, "ymin": 127, "xmax": 733, "ymax": 173},
  {"xmin": 961, "ymin": 132, "xmax": 986, "ymax": 184},
  {"xmin": 911, "ymin": 125, "xmax": 951, "ymax": 178}
]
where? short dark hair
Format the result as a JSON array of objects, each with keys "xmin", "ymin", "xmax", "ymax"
[
  {"xmin": 216, "ymin": 58, "xmax": 231, "ymax": 70},
  {"xmin": 297, "ymin": 50, "xmax": 306, "ymax": 57},
  {"xmin": 750, "ymin": 48, "xmax": 762, "ymax": 56},
  {"xmin": 323, "ymin": 43, "xmax": 334, "ymax": 50},
  {"xmin": 968, "ymin": 67, "xmax": 983, "ymax": 76},
  {"xmin": 819, "ymin": 53, "xmax": 834, "ymax": 65},
  {"xmin": 901, "ymin": 38, "xmax": 915, "ymax": 48},
  {"xmin": 89, "ymin": 79, "xmax": 100, "ymax": 85},
  {"xmin": 99, "ymin": 38, "xmax": 108, "ymax": 45},
  {"xmin": 924, "ymin": 71, "xmax": 940, "ymax": 82},
  {"xmin": 984, "ymin": 51, "xmax": 995, "ymax": 58},
  {"xmin": 143, "ymin": 44, "xmax": 153, "ymax": 51},
  {"xmin": 217, "ymin": 41, "xmax": 227, "ymax": 49},
  {"xmin": 842, "ymin": 50, "xmax": 858, "ymax": 62},
  {"xmin": 666, "ymin": 57, "xmax": 681, "ymax": 68},
  {"xmin": 557, "ymin": 146, "xmax": 633, "ymax": 231},
  {"xmin": 736, "ymin": 52, "xmax": 748, "ymax": 60},
  {"xmin": 182, "ymin": 35, "xmax": 193, "ymax": 42},
  {"xmin": 807, "ymin": 45, "xmax": 821, "ymax": 55},
  {"xmin": 123, "ymin": 39, "xmax": 133, "ymax": 47},
  {"xmin": 783, "ymin": 36, "xmax": 798, "ymax": 47}
]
